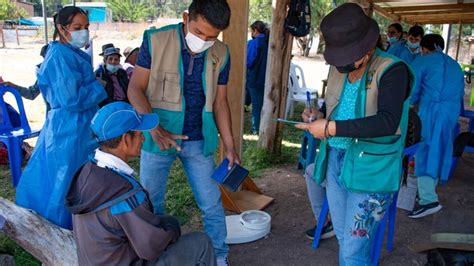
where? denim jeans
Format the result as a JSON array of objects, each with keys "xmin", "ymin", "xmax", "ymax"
[
  {"xmin": 140, "ymin": 141, "xmax": 228, "ymax": 258},
  {"xmin": 304, "ymin": 163, "xmax": 327, "ymax": 222},
  {"xmin": 325, "ymin": 147, "xmax": 392, "ymax": 266},
  {"xmin": 417, "ymin": 175, "xmax": 439, "ymax": 205},
  {"xmin": 248, "ymin": 85, "xmax": 264, "ymax": 133}
]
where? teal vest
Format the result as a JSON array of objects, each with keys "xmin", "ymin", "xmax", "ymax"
[
  {"xmin": 141, "ymin": 24, "xmax": 230, "ymax": 156},
  {"xmin": 313, "ymin": 49, "xmax": 415, "ymax": 193}
]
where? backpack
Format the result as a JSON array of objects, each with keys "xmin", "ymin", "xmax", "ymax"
[{"xmin": 284, "ymin": 0, "xmax": 311, "ymax": 37}]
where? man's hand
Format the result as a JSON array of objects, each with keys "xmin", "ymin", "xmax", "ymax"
[
  {"xmin": 151, "ymin": 126, "xmax": 188, "ymax": 151},
  {"xmin": 225, "ymin": 148, "xmax": 241, "ymax": 170},
  {"xmin": 295, "ymin": 119, "xmax": 336, "ymax": 139},
  {"xmin": 301, "ymin": 108, "xmax": 323, "ymax": 123},
  {"xmin": 96, "ymin": 77, "xmax": 106, "ymax": 87}
]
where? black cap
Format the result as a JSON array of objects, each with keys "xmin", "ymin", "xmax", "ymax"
[{"xmin": 321, "ymin": 3, "xmax": 379, "ymax": 66}]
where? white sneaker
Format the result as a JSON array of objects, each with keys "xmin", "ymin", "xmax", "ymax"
[{"xmin": 216, "ymin": 256, "xmax": 229, "ymax": 266}]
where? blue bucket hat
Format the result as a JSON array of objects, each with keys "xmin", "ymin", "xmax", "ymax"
[{"xmin": 91, "ymin": 102, "xmax": 159, "ymax": 142}]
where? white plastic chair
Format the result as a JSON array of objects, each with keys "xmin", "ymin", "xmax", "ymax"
[{"xmin": 285, "ymin": 63, "xmax": 318, "ymax": 118}]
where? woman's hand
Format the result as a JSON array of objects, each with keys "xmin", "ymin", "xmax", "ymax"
[{"xmin": 295, "ymin": 119, "xmax": 336, "ymax": 139}]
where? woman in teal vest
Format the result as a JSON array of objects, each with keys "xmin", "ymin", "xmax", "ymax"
[
  {"xmin": 408, "ymin": 34, "xmax": 464, "ymax": 219},
  {"xmin": 297, "ymin": 4, "xmax": 413, "ymax": 265}
]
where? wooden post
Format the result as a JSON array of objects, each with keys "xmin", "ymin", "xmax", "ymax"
[
  {"xmin": 349, "ymin": 0, "xmax": 374, "ymax": 17},
  {"xmin": 258, "ymin": 0, "xmax": 293, "ymax": 154},
  {"xmin": 0, "ymin": 198, "xmax": 78, "ymax": 265},
  {"xmin": 0, "ymin": 20, "xmax": 5, "ymax": 48},
  {"xmin": 220, "ymin": 0, "xmax": 248, "ymax": 158},
  {"xmin": 41, "ymin": 0, "xmax": 48, "ymax": 44},
  {"xmin": 455, "ymin": 22, "xmax": 463, "ymax": 61}
]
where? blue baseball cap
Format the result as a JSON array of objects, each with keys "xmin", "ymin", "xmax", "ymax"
[{"xmin": 91, "ymin": 102, "xmax": 159, "ymax": 142}]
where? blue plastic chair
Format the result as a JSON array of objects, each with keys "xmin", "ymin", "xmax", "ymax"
[
  {"xmin": 298, "ymin": 131, "xmax": 320, "ymax": 170},
  {"xmin": 0, "ymin": 84, "xmax": 41, "ymax": 186},
  {"xmin": 311, "ymin": 144, "xmax": 419, "ymax": 265}
]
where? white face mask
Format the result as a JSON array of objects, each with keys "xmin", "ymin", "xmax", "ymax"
[
  {"xmin": 106, "ymin": 64, "xmax": 120, "ymax": 74},
  {"xmin": 185, "ymin": 22, "xmax": 215, "ymax": 54},
  {"xmin": 67, "ymin": 29, "xmax": 89, "ymax": 48}
]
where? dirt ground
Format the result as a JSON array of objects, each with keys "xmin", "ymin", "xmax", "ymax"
[{"xmin": 227, "ymin": 154, "xmax": 474, "ymax": 266}]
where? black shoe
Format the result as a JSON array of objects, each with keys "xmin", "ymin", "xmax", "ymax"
[
  {"xmin": 408, "ymin": 202, "xmax": 442, "ymax": 219},
  {"xmin": 305, "ymin": 221, "xmax": 335, "ymax": 240}
]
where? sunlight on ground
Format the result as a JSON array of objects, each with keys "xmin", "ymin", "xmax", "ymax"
[{"xmin": 243, "ymin": 134, "xmax": 301, "ymax": 148}]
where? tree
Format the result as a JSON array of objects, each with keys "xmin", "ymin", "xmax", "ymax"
[
  {"xmin": 166, "ymin": 0, "xmax": 191, "ymax": 18},
  {"xmin": 107, "ymin": 0, "xmax": 155, "ymax": 22},
  {"xmin": 249, "ymin": 0, "xmax": 272, "ymax": 24},
  {"xmin": 0, "ymin": 0, "xmax": 28, "ymax": 20}
]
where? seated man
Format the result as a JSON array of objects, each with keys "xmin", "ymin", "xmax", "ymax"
[
  {"xmin": 66, "ymin": 102, "xmax": 215, "ymax": 265},
  {"xmin": 95, "ymin": 46, "xmax": 129, "ymax": 107}
]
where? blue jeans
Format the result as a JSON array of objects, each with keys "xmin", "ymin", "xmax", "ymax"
[
  {"xmin": 140, "ymin": 141, "xmax": 228, "ymax": 258},
  {"xmin": 248, "ymin": 85, "xmax": 264, "ymax": 133},
  {"xmin": 325, "ymin": 147, "xmax": 392, "ymax": 266},
  {"xmin": 304, "ymin": 163, "xmax": 327, "ymax": 221}
]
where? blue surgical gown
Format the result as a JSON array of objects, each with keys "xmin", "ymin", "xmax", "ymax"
[
  {"xmin": 411, "ymin": 51, "xmax": 464, "ymax": 182},
  {"xmin": 387, "ymin": 40, "xmax": 421, "ymax": 65},
  {"xmin": 16, "ymin": 41, "xmax": 107, "ymax": 229}
]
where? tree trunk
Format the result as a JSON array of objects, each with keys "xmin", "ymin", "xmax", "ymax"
[
  {"xmin": 0, "ymin": 198, "xmax": 78, "ymax": 266},
  {"xmin": 348, "ymin": 0, "xmax": 374, "ymax": 17},
  {"xmin": 317, "ymin": 30, "xmax": 325, "ymax": 54},
  {"xmin": 258, "ymin": 0, "xmax": 294, "ymax": 154}
]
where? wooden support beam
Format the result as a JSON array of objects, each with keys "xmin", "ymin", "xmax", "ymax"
[
  {"xmin": 221, "ymin": 0, "xmax": 249, "ymax": 157},
  {"xmin": 456, "ymin": 22, "xmax": 463, "ymax": 61},
  {"xmin": 381, "ymin": 3, "xmax": 474, "ymax": 13},
  {"xmin": 0, "ymin": 198, "xmax": 78, "ymax": 265},
  {"xmin": 403, "ymin": 14, "xmax": 474, "ymax": 24},
  {"xmin": 258, "ymin": 0, "xmax": 293, "ymax": 154},
  {"xmin": 373, "ymin": 4, "xmax": 400, "ymax": 21}
]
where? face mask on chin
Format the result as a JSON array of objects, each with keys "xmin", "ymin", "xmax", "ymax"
[
  {"xmin": 185, "ymin": 21, "xmax": 215, "ymax": 54},
  {"xmin": 106, "ymin": 64, "xmax": 120, "ymax": 74},
  {"xmin": 388, "ymin": 36, "xmax": 398, "ymax": 44},
  {"xmin": 65, "ymin": 28, "xmax": 89, "ymax": 48},
  {"xmin": 407, "ymin": 40, "xmax": 420, "ymax": 50}
]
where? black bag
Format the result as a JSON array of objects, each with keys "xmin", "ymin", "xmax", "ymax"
[
  {"xmin": 405, "ymin": 108, "xmax": 422, "ymax": 148},
  {"xmin": 284, "ymin": 0, "xmax": 311, "ymax": 37}
]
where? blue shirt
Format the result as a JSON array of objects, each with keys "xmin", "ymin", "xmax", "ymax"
[
  {"xmin": 136, "ymin": 24, "xmax": 231, "ymax": 141},
  {"xmin": 246, "ymin": 33, "xmax": 265, "ymax": 69},
  {"xmin": 328, "ymin": 78, "xmax": 361, "ymax": 149},
  {"xmin": 387, "ymin": 40, "xmax": 421, "ymax": 65}
]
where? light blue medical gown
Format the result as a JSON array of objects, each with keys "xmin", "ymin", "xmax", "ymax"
[
  {"xmin": 16, "ymin": 42, "xmax": 107, "ymax": 229},
  {"xmin": 410, "ymin": 51, "xmax": 464, "ymax": 182}
]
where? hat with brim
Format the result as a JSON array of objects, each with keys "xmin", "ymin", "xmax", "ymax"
[
  {"xmin": 123, "ymin": 47, "xmax": 139, "ymax": 63},
  {"xmin": 321, "ymin": 3, "xmax": 380, "ymax": 67},
  {"xmin": 99, "ymin": 43, "xmax": 115, "ymax": 56},
  {"xmin": 103, "ymin": 47, "xmax": 122, "ymax": 58},
  {"xmin": 409, "ymin": 211, "xmax": 474, "ymax": 253},
  {"xmin": 91, "ymin": 102, "xmax": 159, "ymax": 142}
]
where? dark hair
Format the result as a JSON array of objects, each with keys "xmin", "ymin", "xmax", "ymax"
[
  {"xmin": 98, "ymin": 131, "xmax": 137, "ymax": 149},
  {"xmin": 53, "ymin": 6, "xmax": 87, "ymax": 41},
  {"xmin": 188, "ymin": 0, "xmax": 231, "ymax": 31},
  {"xmin": 408, "ymin": 25, "xmax": 424, "ymax": 38},
  {"xmin": 388, "ymin": 23, "xmax": 403, "ymax": 34},
  {"xmin": 250, "ymin": 20, "xmax": 269, "ymax": 40},
  {"xmin": 420, "ymin": 34, "xmax": 445, "ymax": 51}
]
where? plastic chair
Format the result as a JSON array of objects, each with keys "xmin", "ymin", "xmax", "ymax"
[
  {"xmin": 0, "ymin": 84, "xmax": 41, "ymax": 186},
  {"xmin": 311, "ymin": 144, "xmax": 419, "ymax": 265},
  {"xmin": 285, "ymin": 63, "xmax": 317, "ymax": 118},
  {"xmin": 297, "ymin": 131, "xmax": 320, "ymax": 170}
]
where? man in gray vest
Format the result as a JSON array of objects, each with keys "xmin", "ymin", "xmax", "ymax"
[{"xmin": 128, "ymin": 1, "xmax": 238, "ymax": 265}]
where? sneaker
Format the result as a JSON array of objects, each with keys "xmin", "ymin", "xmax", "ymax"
[
  {"xmin": 305, "ymin": 221, "xmax": 335, "ymax": 240},
  {"xmin": 408, "ymin": 202, "xmax": 442, "ymax": 219},
  {"xmin": 217, "ymin": 256, "xmax": 229, "ymax": 266}
]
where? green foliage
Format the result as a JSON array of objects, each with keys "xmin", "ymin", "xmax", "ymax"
[
  {"xmin": 248, "ymin": 0, "xmax": 272, "ymax": 24},
  {"xmin": 0, "ymin": 0, "xmax": 28, "ymax": 20},
  {"xmin": 107, "ymin": 0, "xmax": 155, "ymax": 22}
]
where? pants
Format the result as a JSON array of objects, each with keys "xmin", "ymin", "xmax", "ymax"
[
  {"xmin": 248, "ymin": 85, "xmax": 264, "ymax": 133},
  {"xmin": 149, "ymin": 232, "xmax": 216, "ymax": 266},
  {"xmin": 140, "ymin": 141, "xmax": 228, "ymax": 258},
  {"xmin": 325, "ymin": 147, "xmax": 392, "ymax": 266},
  {"xmin": 304, "ymin": 163, "xmax": 327, "ymax": 222},
  {"xmin": 417, "ymin": 175, "xmax": 439, "ymax": 205}
]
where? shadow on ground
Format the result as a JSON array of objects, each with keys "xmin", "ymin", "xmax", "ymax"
[{"xmin": 227, "ymin": 154, "xmax": 474, "ymax": 266}]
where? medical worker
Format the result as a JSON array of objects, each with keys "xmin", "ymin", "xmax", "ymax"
[
  {"xmin": 408, "ymin": 34, "xmax": 464, "ymax": 219},
  {"xmin": 387, "ymin": 25, "xmax": 424, "ymax": 65},
  {"xmin": 16, "ymin": 6, "xmax": 107, "ymax": 229}
]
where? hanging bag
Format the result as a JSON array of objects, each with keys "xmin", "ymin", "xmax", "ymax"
[{"xmin": 284, "ymin": 0, "xmax": 311, "ymax": 37}]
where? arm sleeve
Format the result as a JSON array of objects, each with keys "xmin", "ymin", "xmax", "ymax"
[
  {"xmin": 335, "ymin": 62, "xmax": 410, "ymax": 138},
  {"xmin": 114, "ymin": 202, "xmax": 180, "ymax": 262},
  {"xmin": 45, "ymin": 53, "xmax": 107, "ymax": 112},
  {"xmin": 410, "ymin": 59, "xmax": 423, "ymax": 105},
  {"xmin": 136, "ymin": 31, "xmax": 152, "ymax": 69},
  {"xmin": 218, "ymin": 56, "xmax": 231, "ymax": 85},
  {"xmin": 246, "ymin": 39, "xmax": 258, "ymax": 69}
]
